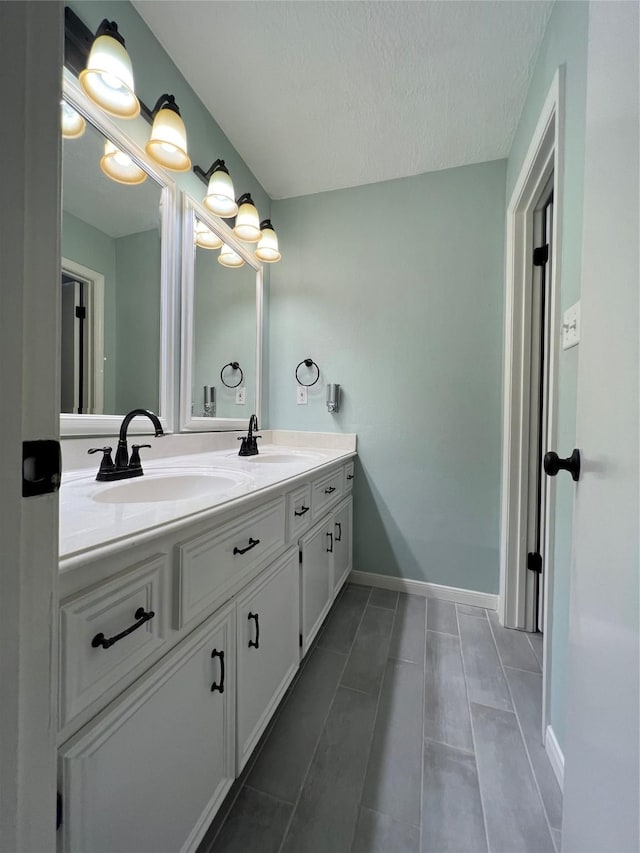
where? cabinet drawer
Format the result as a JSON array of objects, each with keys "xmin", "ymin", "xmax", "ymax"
[
  {"xmin": 344, "ymin": 461, "xmax": 355, "ymax": 493},
  {"xmin": 311, "ymin": 468, "xmax": 344, "ymax": 521},
  {"xmin": 59, "ymin": 554, "xmax": 168, "ymax": 730},
  {"xmin": 177, "ymin": 496, "xmax": 286, "ymax": 628},
  {"xmin": 286, "ymin": 484, "xmax": 312, "ymax": 542}
]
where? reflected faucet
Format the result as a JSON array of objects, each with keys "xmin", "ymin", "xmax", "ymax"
[
  {"xmin": 238, "ymin": 414, "xmax": 261, "ymax": 457},
  {"xmin": 89, "ymin": 409, "xmax": 164, "ymax": 481}
]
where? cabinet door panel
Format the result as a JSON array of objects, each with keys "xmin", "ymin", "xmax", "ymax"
[
  {"xmin": 300, "ymin": 520, "xmax": 332, "ymax": 654},
  {"xmin": 236, "ymin": 548, "xmax": 299, "ymax": 769},
  {"xmin": 332, "ymin": 497, "xmax": 353, "ymax": 595},
  {"xmin": 59, "ymin": 605, "xmax": 235, "ymax": 853}
]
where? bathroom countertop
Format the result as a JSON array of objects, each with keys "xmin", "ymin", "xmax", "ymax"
[{"xmin": 59, "ymin": 443, "xmax": 356, "ymax": 565}]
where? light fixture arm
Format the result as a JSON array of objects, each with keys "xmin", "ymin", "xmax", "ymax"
[
  {"xmin": 95, "ymin": 18, "xmax": 125, "ymax": 46},
  {"xmin": 142, "ymin": 93, "xmax": 181, "ymax": 124},
  {"xmin": 236, "ymin": 192, "xmax": 254, "ymax": 206},
  {"xmin": 193, "ymin": 158, "xmax": 230, "ymax": 186}
]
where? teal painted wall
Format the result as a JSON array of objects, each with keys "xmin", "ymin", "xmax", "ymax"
[
  {"xmin": 61, "ymin": 210, "xmax": 117, "ymax": 412},
  {"xmin": 269, "ymin": 160, "xmax": 506, "ymax": 594},
  {"xmin": 114, "ymin": 228, "xmax": 161, "ymax": 413},
  {"xmin": 506, "ymin": 0, "xmax": 589, "ymax": 750}
]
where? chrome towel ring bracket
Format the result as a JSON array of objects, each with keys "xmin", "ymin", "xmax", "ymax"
[
  {"xmin": 220, "ymin": 361, "xmax": 244, "ymax": 389},
  {"xmin": 295, "ymin": 358, "xmax": 320, "ymax": 387}
]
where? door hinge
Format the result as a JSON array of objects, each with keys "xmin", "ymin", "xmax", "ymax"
[
  {"xmin": 22, "ymin": 440, "xmax": 61, "ymax": 497},
  {"xmin": 299, "ymin": 633, "xmax": 303, "ymax": 648},
  {"xmin": 527, "ymin": 552, "xmax": 543, "ymax": 573},
  {"xmin": 75, "ymin": 305, "xmax": 86, "ymax": 320},
  {"xmin": 533, "ymin": 244, "xmax": 549, "ymax": 267},
  {"xmin": 56, "ymin": 791, "xmax": 62, "ymax": 830},
  {"xmin": 298, "ymin": 551, "xmax": 303, "ymax": 564}
]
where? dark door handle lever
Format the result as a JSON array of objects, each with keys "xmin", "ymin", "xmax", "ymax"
[{"xmin": 543, "ymin": 449, "xmax": 581, "ymax": 482}]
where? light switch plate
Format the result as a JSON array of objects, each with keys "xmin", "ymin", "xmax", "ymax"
[
  {"xmin": 296, "ymin": 386, "xmax": 308, "ymax": 405},
  {"xmin": 235, "ymin": 387, "xmax": 246, "ymax": 404},
  {"xmin": 562, "ymin": 301, "xmax": 581, "ymax": 350}
]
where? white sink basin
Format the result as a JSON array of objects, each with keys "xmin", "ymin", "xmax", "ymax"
[{"xmin": 92, "ymin": 471, "xmax": 248, "ymax": 504}]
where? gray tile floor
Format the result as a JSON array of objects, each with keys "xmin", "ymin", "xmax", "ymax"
[{"xmin": 199, "ymin": 586, "xmax": 562, "ymax": 853}]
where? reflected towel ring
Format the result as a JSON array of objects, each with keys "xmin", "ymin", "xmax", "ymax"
[
  {"xmin": 295, "ymin": 358, "xmax": 320, "ymax": 387},
  {"xmin": 220, "ymin": 361, "xmax": 244, "ymax": 388}
]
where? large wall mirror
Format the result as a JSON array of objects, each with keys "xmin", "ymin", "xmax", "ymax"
[
  {"xmin": 60, "ymin": 72, "xmax": 176, "ymax": 436},
  {"xmin": 180, "ymin": 196, "xmax": 263, "ymax": 431}
]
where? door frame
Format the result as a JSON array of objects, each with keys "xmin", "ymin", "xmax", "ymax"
[
  {"xmin": 499, "ymin": 70, "xmax": 564, "ymax": 733},
  {"xmin": 0, "ymin": 2, "xmax": 62, "ymax": 850}
]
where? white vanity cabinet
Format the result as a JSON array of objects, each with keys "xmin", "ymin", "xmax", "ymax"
[
  {"xmin": 300, "ymin": 495, "xmax": 353, "ymax": 654},
  {"xmin": 58, "ymin": 602, "xmax": 236, "ymax": 853},
  {"xmin": 235, "ymin": 547, "xmax": 300, "ymax": 770}
]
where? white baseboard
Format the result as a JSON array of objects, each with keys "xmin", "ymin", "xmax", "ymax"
[
  {"xmin": 545, "ymin": 724, "xmax": 564, "ymax": 791},
  {"xmin": 348, "ymin": 570, "xmax": 498, "ymax": 611}
]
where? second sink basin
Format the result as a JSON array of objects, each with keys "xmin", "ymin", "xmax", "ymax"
[
  {"xmin": 92, "ymin": 471, "xmax": 248, "ymax": 504},
  {"xmin": 231, "ymin": 451, "xmax": 325, "ymax": 464}
]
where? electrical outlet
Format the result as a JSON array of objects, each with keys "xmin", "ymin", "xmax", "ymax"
[
  {"xmin": 235, "ymin": 387, "xmax": 246, "ymax": 404},
  {"xmin": 296, "ymin": 386, "xmax": 308, "ymax": 405}
]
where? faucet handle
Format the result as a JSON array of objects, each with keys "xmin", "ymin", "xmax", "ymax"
[
  {"xmin": 129, "ymin": 444, "xmax": 152, "ymax": 469},
  {"xmin": 88, "ymin": 447, "xmax": 114, "ymax": 476}
]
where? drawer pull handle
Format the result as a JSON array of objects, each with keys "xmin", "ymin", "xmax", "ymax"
[
  {"xmin": 233, "ymin": 537, "xmax": 260, "ymax": 556},
  {"xmin": 248, "ymin": 612, "xmax": 260, "ymax": 649},
  {"xmin": 326, "ymin": 531, "xmax": 333, "ymax": 553},
  {"xmin": 335, "ymin": 522, "xmax": 342, "ymax": 542},
  {"xmin": 211, "ymin": 649, "xmax": 225, "ymax": 693},
  {"xmin": 294, "ymin": 505, "xmax": 310, "ymax": 517},
  {"xmin": 346, "ymin": 474, "xmax": 354, "ymax": 481},
  {"xmin": 324, "ymin": 486, "xmax": 336, "ymax": 495},
  {"xmin": 91, "ymin": 607, "xmax": 155, "ymax": 650}
]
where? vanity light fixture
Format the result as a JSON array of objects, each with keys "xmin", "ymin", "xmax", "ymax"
[
  {"xmin": 233, "ymin": 193, "xmax": 262, "ymax": 243},
  {"xmin": 61, "ymin": 100, "xmax": 86, "ymax": 139},
  {"xmin": 195, "ymin": 220, "xmax": 223, "ymax": 250},
  {"xmin": 218, "ymin": 244, "xmax": 245, "ymax": 268},
  {"xmin": 254, "ymin": 220, "xmax": 281, "ymax": 263},
  {"xmin": 79, "ymin": 19, "xmax": 140, "ymax": 119},
  {"xmin": 100, "ymin": 139, "xmax": 147, "ymax": 185},
  {"xmin": 194, "ymin": 160, "xmax": 238, "ymax": 219},
  {"xmin": 145, "ymin": 94, "xmax": 191, "ymax": 172}
]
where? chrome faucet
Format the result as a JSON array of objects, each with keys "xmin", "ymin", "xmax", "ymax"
[
  {"xmin": 238, "ymin": 414, "xmax": 261, "ymax": 457},
  {"xmin": 88, "ymin": 409, "xmax": 164, "ymax": 481}
]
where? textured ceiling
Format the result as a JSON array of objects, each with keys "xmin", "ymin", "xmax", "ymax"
[{"xmin": 132, "ymin": 0, "xmax": 554, "ymax": 200}]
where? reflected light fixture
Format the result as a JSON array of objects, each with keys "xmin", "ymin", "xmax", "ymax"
[
  {"xmin": 233, "ymin": 193, "xmax": 262, "ymax": 243},
  {"xmin": 61, "ymin": 100, "xmax": 86, "ymax": 138},
  {"xmin": 254, "ymin": 219, "xmax": 281, "ymax": 263},
  {"xmin": 218, "ymin": 244, "xmax": 245, "ymax": 268},
  {"xmin": 145, "ymin": 94, "xmax": 191, "ymax": 172},
  {"xmin": 79, "ymin": 19, "xmax": 140, "ymax": 119},
  {"xmin": 195, "ymin": 220, "xmax": 223, "ymax": 250},
  {"xmin": 100, "ymin": 139, "xmax": 147, "ymax": 185},
  {"xmin": 196, "ymin": 160, "xmax": 238, "ymax": 218}
]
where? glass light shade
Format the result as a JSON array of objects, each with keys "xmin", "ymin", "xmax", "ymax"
[
  {"xmin": 145, "ymin": 107, "xmax": 191, "ymax": 172},
  {"xmin": 254, "ymin": 223, "xmax": 281, "ymax": 263},
  {"xmin": 195, "ymin": 220, "xmax": 223, "ymax": 250},
  {"xmin": 79, "ymin": 33, "xmax": 140, "ymax": 119},
  {"xmin": 100, "ymin": 140, "xmax": 147, "ymax": 185},
  {"xmin": 218, "ymin": 244, "xmax": 245, "ymax": 268},
  {"xmin": 233, "ymin": 198, "xmax": 262, "ymax": 243},
  {"xmin": 204, "ymin": 169, "xmax": 238, "ymax": 218},
  {"xmin": 61, "ymin": 101, "xmax": 86, "ymax": 138}
]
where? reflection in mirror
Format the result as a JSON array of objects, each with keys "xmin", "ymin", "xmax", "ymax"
[
  {"xmin": 181, "ymin": 198, "xmax": 262, "ymax": 431},
  {"xmin": 192, "ymin": 227, "xmax": 257, "ymax": 418},
  {"xmin": 61, "ymin": 100, "xmax": 162, "ymax": 415}
]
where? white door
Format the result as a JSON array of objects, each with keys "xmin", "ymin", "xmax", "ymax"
[
  {"xmin": 562, "ymin": 4, "xmax": 639, "ymax": 852},
  {"xmin": 236, "ymin": 548, "xmax": 300, "ymax": 769},
  {"xmin": 300, "ymin": 518, "xmax": 333, "ymax": 654},
  {"xmin": 332, "ymin": 496, "xmax": 353, "ymax": 595},
  {"xmin": 59, "ymin": 605, "xmax": 236, "ymax": 853},
  {"xmin": 0, "ymin": 4, "xmax": 62, "ymax": 851}
]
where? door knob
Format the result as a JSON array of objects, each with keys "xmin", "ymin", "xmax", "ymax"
[{"xmin": 543, "ymin": 449, "xmax": 581, "ymax": 482}]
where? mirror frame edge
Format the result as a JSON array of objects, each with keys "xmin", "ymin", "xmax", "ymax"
[
  {"xmin": 60, "ymin": 69, "xmax": 178, "ymax": 437},
  {"xmin": 180, "ymin": 194, "xmax": 263, "ymax": 432}
]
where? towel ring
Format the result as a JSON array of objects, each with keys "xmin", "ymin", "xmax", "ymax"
[
  {"xmin": 220, "ymin": 361, "xmax": 244, "ymax": 388},
  {"xmin": 295, "ymin": 358, "xmax": 320, "ymax": 387}
]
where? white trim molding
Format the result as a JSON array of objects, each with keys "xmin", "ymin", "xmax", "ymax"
[
  {"xmin": 348, "ymin": 571, "xmax": 498, "ymax": 611},
  {"xmin": 500, "ymin": 67, "xmax": 564, "ymax": 634},
  {"xmin": 545, "ymin": 724, "xmax": 565, "ymax": 791}
]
